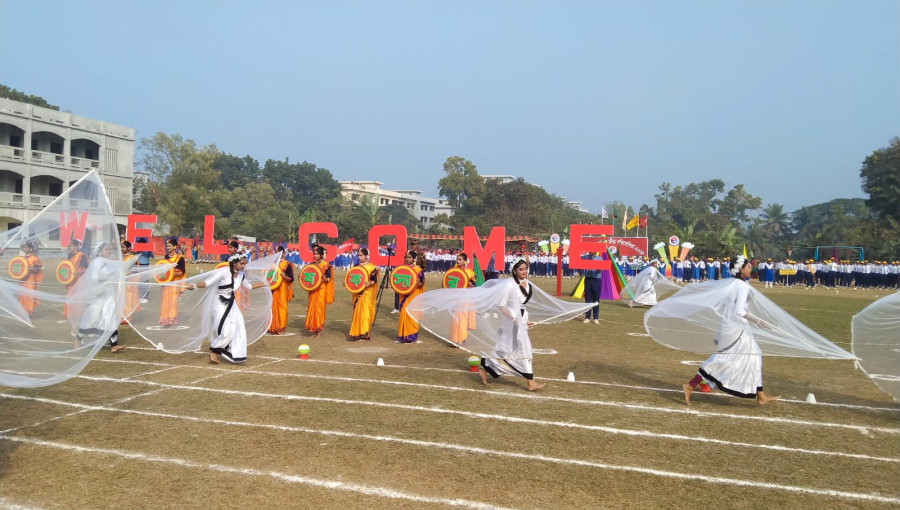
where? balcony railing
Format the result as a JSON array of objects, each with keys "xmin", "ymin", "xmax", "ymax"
[
  {"xmin": 69, "ymin": 157, "xmax": 100, "ymax": 169},
  {"xmin": 0, "ymin": 145, "xmax": 26, "ymax": 161},
  {"xmin": 0, "ymin": 191, "xmax": 24, "ymax": 206},
  {"xmin": 30, "ymin": 150, "xmax": 66, "ymax": 166},
  {"xmin": 29, "ymin": 194, "xmax": 56, "ymax": 207}
]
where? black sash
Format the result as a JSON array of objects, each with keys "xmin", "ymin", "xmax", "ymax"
[{"xmin": 217, "ymin": 272, "xmax": 236, "ymax": 336}]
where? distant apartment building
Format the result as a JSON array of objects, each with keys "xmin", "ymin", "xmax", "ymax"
[
  {"xmin": 0, "ymin": 97, "xmax": 135, "ymax": 231},
  {"xmin": 338, "ymin": 180, "xmax": 452, "ymax": 226}
]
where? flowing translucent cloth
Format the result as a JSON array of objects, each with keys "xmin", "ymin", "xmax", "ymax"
[
  {"xmin": 406, "ymin": 277, "xmax": 595, "ymax": 360},
  {"xmin": 125, "ymin": 253, "xmax": 281, "ymax": 353},
  {"xmin": 851, "ymin": 292, "xmax": 900, "ymax": 402},
  {"xmin": 621, "ymin": 266, "xmax": 680, "ymax": 305},
  {"xmin": 0, "ymin": 171, "xmax": 130, "ymax": 387},
  {"xmin": 643, "ymin": 278, "xmax": 855, "ymax": 359}
]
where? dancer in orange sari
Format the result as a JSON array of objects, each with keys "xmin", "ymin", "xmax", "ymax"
[
  {"xmin": 19, "ymin": 241, "xmax": 43, "ymax": 317},
  {"xmin": 121, "ymin": 240, "xmax": 140, "ymax": 323},
  {"xmin": 304, "ymin": 245, "xmax": 333, "ymax": 337},
  {"xmin": 62, "ymin": 239, "xmax": 89, "ymax": 319},
  {"xmin": 267, "ymin": 246, "xmax": 294, "ymax": 334},
  {"xmin": 397, "ymin": 250, "xmax": 425, "ymax": 343},
  {"xmin": 448, "ymin": 253, "xmax": 477, "ymax": 344},
  {"xmin": 348, "ymin": 248, "xmax": 378, "ymax": 341},
  {"xmin": 158, "ymin": 238, "xmax": 186, "ymax": 326}
]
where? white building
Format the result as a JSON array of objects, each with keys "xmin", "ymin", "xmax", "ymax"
[
  {"xmin": 339, "ymin": 180, "xmax": 451, "ymax": 226},
  {"xmin": 0, "ymin": 97, "xmax": 135, "ymax": 231}
]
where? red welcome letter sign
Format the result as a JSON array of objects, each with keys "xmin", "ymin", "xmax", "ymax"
[
  {"xmin": 568, "ymin": 224, "xmax": 613, "ymax": 270},
  {"xmin": 298, "ymin": 222, "xmax": 339, "ymax": 263},
  {"xmin": 367, "ymin": 225, "xmax": 407, "ymax": 266},
  {"xmin": 463, "ymin": 226, "xmax": 505, "ymax": 271},
  {"xmin": 59, "ymin": 211, "xmax": 89, "ymax": 248},
  {"xmin": 201, "ymin": 216, "xmax": 228, "ymax": 256},
  {"xmin": 126, "ymin": 214, "xmax": 156, "ymax": 252}
]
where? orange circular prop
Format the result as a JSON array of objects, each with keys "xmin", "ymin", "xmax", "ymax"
[
  {"xmin": 343, "ymin": 266, "xmax": 369, "ymax": 294},
  {"xmin": 7, "ymin": 256, "xmax": 29, "ymax": 281},
  {"xmin": 442, "ymin": 267, "xmax": 469, "ymax": 289},
  {"xmin": 154, "ymin": 259, "xmax": 175, "ymax": 283},
  {"xmin": 298, "ymin": 264, "xmax": 324, "ymax": 292},
  {"xmin": 390, "ymin": 265, "xmax": 420, "ymax": 295},
  {"xmin": 215, "ymin": 262, "xmax": 229, "ymax": 269},
  {"xmin": 56, "ymin": 260, "xmax": 77, "ymax": 285},
  {"xmin": 264, "ymin": 268, "xmax": 283, "ymax": 289}
]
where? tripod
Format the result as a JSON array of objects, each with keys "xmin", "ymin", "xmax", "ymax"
[{"xmin": 371, "ymin": 246, "xmax": 396, "ymax": 326}]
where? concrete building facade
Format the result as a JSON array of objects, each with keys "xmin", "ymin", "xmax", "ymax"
[
  {"xmin": 339, "ymin": 180, "xmax": 452, "ymax": 226},
  {"xmin": 0, "ymin": 97, "xmax": 135, "ymax": 231}
]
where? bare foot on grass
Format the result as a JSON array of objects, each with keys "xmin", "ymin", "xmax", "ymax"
[
  {"xmin": 526, "ymin": 380, "xmax": 546, "ymax": 391},
  {"xmin": 682, "ymin": 383, "xmax": 693, "ymax": 406},
  {"xmin": 477, "ymin": 367, "xmax": 489, "ymax": 386},
  {"xmin": 110, "ymin": 345, "xmax": 125, "ymax": 353},
  {"xmin": 208, "ymin": 352, "xmax": 220, "ymax": 364},
  {"xmin": 756, "ymin": 392, "xmax": 780, "ymax": 406}
]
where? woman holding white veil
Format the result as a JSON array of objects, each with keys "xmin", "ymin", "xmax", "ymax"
[{"xmin": 187, "ymin": 252, "xmax": 265, "ymax": 364}]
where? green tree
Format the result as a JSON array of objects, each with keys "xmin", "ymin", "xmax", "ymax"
[
  {"xmin": 760, "ymin": 203, "xmax": 790, "ymax": 240},
  {"xmin": 0, "ymin": 84, "xmax": 59, "ymax": 110},
  {"xmin": 137, "ymin": 132, "xmax": 222, "ymax": 236},
  {"xmin": 437, "ymin": 156, "xmax": 485, "ymax": 213},
  {"xmin": 215, "ymin": 153, "xmax": 260, "ymax": 190},
  {"xmin": 860, "ymin": 137, "xmax": 900, "ymax": 223},
  {"xmin": 261, "ymin": 159, "xmax": 342, "ymax": 217}
]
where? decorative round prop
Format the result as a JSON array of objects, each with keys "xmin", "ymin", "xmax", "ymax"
[
  {"xmin": 343, "ymin": 266, "xmax": 369, "ymax": 294},
  {"xmin": 550, "ymin": 233, "xmax": 560, "ymax": 244},
  {"xmin": 669, "ymin": 235, "xmax": 680, "ymax": 246},
  {"xmin": 297, "ymin": 344, "xmax": 310, "ymax": 359},
  {"xmin": 56, "ymin": 260, "xmax": 77, "ymax": 285},
  {"xmin": 215, "ymin": 262, "xmax": 229, "ymax": 269},
  {"xmin": 153, "ymin": 259, "xmax": 175, "ymax": 283},
  {"xmin": 7, "ymin": 256, "xmax": 29, "ymax": 280},
  {"xmin": 390, "ymin": 265, "xmax": 420, "ymax": 295},
  {"xmin": 298, "ymin": 264, "xmax": 324, "ymax": 292},
  {"xmin": 467, "ymin": 355, "xmax": 481, "ymax": 372},
  {"xmin": 442, "ymin": 267, "xmax": 469, "ymax": 289},
  {"xmin": 608, "ymin": 246, "xmax": 618, "ymax": 255},
  {"xmin": 264, "ymin": 268, "xmax": 283, "ymax": 289}
]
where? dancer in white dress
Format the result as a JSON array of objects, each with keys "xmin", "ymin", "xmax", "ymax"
[
  {"xmin": 682, "ymin": 257, "xmax": 780, "ymax": 405},
  {"xmin": 74, "ymin": 242, "xmax": 137, "ymax": 352},
  {"xmin": 625, "ymin": 260, "xmax": 679, "ymax": 307},
  {"xmin": 187, "ymin": 253, "xmax": 265, "ymax": 364}
]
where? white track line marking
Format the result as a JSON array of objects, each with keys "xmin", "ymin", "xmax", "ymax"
[
  {"xmin": 105, "ymin": 348, "xmax": 900, "ymax": 413},
  {"xmin": 3, "ymin": 393, "xmax": 896, "ymax": 465},
  {"xmin": 1, "ymin": 433, "xmax": 897, "ymax": 505},
  {"xmin": 66, "ymin": 375, "xmax": 900, "ymax": 436},
  {"xmin": 0, "ymin": 435, "xmax": 517, "ymax": 510}
]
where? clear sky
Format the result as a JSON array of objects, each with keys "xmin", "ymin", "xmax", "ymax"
[{"xmin": 2, "ymin": 1, "xmax": 897, "ymax": 216}]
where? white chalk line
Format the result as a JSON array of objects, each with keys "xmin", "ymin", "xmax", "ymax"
[
  {"xmin": 1, "ymin": 430, "xmax": 897, "ymax": 505},
  {"xmin": 112, "ymin": 347, "xmax": 900, "ymax": 414},
  {"xmin": 0, "ymin": 434, "xmax": 518, "ymax": 510},
  {"xmin": 3, "ymin": 392, "xmax": 897, "ymax": 467}
]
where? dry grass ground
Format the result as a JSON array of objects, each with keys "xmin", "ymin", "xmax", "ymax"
[{"xmin": 1, "ymin": 268, "xmax": 898, "ymax": 509}]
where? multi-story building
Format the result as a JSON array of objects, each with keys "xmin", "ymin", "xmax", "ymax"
[
  {"xmin": 339, "ymin": 180, "xmax": 451, "ymax": 226},
  {"xmin": 0, "ymin": 97, "xmax": 135, "ymax": 232}
]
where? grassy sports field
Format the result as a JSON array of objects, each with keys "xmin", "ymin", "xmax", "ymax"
[{"xmin": 1, "ymin": 267, "xmax": 898, "ymax": 509}]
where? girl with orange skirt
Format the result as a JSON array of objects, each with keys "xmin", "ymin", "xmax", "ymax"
[
  {"xmin": 305, "ymin": 245, "xmax": 334, "ymax": 337},
  {"xmin": 19, "ymin": 241, "xmax": 43, "ymax": 317},
  {"xmin": 121, "ymin": 240, "xmax": 140, "ymax": 322},
  {"xmin": 267, "ymin": 246, "xmax": 294, "ymax": 334},
  {"xmin": 397, "ymin": 250, "xmax": 425, "ymax": 343},
  {"xmin": 62, "ymin": 239, "xmax": 88, "ymax": 319},
  {"xmin": 348, "ymin": 248, "xmax": 378, "ymax": 341},
  {"xmin": 448, "ymin": 252, "xmax": 477, "ymax": 344},
  {"xmin": 158, "ymin": 238, "xmax": 186, "ymax": 326}
]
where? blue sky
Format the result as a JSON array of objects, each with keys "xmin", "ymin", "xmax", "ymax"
[{"xmin": 2, "ymin": 1, "xmax": 897, "ymax": 216}]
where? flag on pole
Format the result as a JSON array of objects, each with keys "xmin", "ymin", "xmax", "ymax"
[
  {"xmin": 622, "ymin": 206, "xmax": 628, "ymax": 229},
  {"xmin": 613, "ymin": 208, "xmax": 618, "ymax": 220},
  {"xmin": 570, "ymin": 275, "xmax": 585, "ymax": 299},
  {"xmin": 639, "ymin": 215, "xmax": 648, "ymax": 228},
  {"xmin": 472, "ymin": 255, "xmax": 486, "ymax": 287},
  {"xmin": 338, "ymin": 238, "xmax": 354, "ymax": 253},
  {"xmin": 626, "ymin": 214, "xmax": 640, "ymax": 230},
  {"xmin": 742, "ymin": 244, "xmax": 748, "ymax": 259},
  {"xmin": 601, "ymin": 207, "xmax": 609, "ymax": 220}
]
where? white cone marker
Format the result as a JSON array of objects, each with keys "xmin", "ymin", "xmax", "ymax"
[
  {"xmin": 566, "ymin": 372, "xmax": 576, "ymax": 382},
  {"xmin": 805, "ymin": 393, "xmax": 817, "ymax": 404},
  {"xmin": 376, "ymin": 358, "xmax": 385, "ymax": 366}
]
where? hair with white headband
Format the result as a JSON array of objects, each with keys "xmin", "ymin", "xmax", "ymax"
[{"xmin": 228, "ymin": 253, "xmax": 246, "ymax": 263}]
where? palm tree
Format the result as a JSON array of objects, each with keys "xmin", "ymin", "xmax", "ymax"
[{"xmin": 760, "ymin": 203, "xmax": 790, "ymax": 241}]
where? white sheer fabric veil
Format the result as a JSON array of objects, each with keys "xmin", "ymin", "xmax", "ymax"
[
  {"xmin": 851, "ymin": 292, "xmax": 900, "ymax": 402},
  {"xmin": 644, "ymin": 278, "xmax": 855, "ymax": 359},
  {"xmin": 406, "ymin": 277, "xmax": 595, "ymax": 360},
  {"xmin": 621, "ymin": 265, "xmax": 680, "ymax": 304},
  {"xmin": 0, "ymin": 171, "xmax": 128, "ymax": 387},
  {"xmin": 125, "ymin": 252, "xmax": 280, "ymax": 353}
]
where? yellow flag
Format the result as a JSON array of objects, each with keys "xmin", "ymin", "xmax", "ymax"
[
  {"xmin": 742, "ymin": 244, "xmax": 748, "ymax": 259},
  {"xmin": 626, "ymin": 214, "xmax": 640, "ymax": 230}
]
